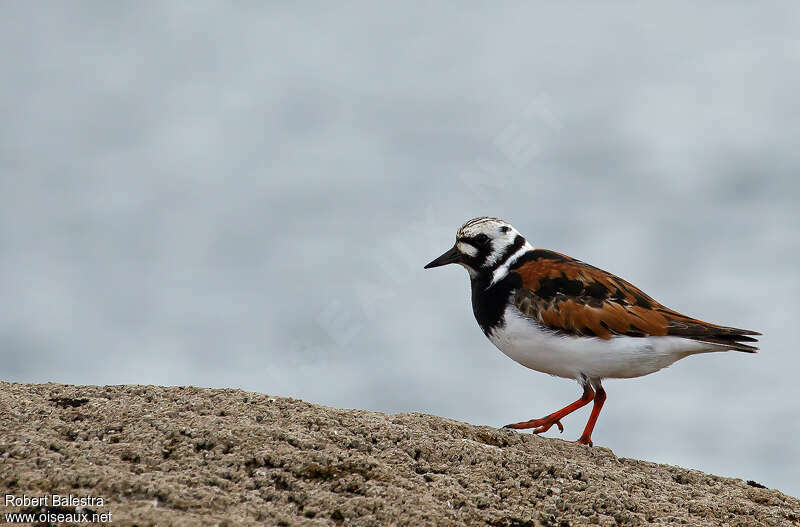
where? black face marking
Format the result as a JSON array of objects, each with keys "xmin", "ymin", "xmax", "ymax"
[
  {"xmin": 500, "ymin": 226, "xmax": 510, "ymax": 233},
  {"xmin": 457, "ymin": 232, "xmax": 526, "ymax": 279},
  {"xmin": 460, "ymin": 253, "xmax": 482, "ymax": 270},
  {"xmin": 457, "ymin": 234, "xmax": 493, "ymax": 271},
  {"xmin": 458, "ymin": 233, "xmax": 491, "ymax": 250}
]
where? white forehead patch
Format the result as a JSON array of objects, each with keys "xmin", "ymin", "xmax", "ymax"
[{"xmin": 456, "ymin": 241, "xmax": 478, "ymax": 257}]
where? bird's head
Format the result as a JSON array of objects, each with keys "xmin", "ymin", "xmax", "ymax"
[{"xmin": 424, "ymin": 217, "xmax": 527, "ymax": 280}]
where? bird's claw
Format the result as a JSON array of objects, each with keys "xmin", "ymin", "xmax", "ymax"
[
  {"xmin": 533, "ymin": 419, "xmax": 563, "ymax": 435},
  {"xmin": 503, "ymin": 417, "xmax": 563, "ymax": 434}
]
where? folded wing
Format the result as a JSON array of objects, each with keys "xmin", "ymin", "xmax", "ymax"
[{"xmin": 510, "ymin": 249, "xmax": 761, "ymax": 352}]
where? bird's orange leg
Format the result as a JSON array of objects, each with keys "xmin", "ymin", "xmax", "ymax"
[
  {"xmin": 575, "ymin": 386, "xmax": 606, "ymax": 446},
  {"xmin": 503, "ymin": 385, "xmax": 595, "ymax": 435}
]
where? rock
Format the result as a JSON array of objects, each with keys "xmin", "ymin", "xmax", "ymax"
[{"xmin": 0, "ymin": 382, "xmax": 797, "ymax": 526}]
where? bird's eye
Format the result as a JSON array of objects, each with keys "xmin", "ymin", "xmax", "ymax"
[
  {"xmin": 500, "ymin": 226, "xmax": 510, "ymax": 233},
  {"xmin": 474, "ymin": 233, "xmax": 490, "ymax": 245}
]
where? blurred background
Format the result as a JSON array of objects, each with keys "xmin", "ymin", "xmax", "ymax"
[{"xmin": 1, "ymin": 3, "xmax": 798, "ymax": 496}]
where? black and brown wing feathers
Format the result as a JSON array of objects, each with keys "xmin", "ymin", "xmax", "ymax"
[{"xmin": 510, "ymin": 249, "xmax": 761, "ymax": 351}]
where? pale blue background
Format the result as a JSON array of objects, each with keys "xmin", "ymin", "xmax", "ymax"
[{"xmin": 2, "ymin": 3, "xmax": 798, "ymax": 496}]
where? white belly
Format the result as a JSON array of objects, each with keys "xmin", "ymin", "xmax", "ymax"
[{"xmin": 486, "ymin": 304, "xmax": 721, "ymax": 381}]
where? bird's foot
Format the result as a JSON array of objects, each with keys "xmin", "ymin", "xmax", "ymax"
[
  {"xmin": 573, "ymin": 435, "xmax": 593, "ymax": 447},
  {"xmin": 503, "ymin": 416, "xmax": 564, "ymax": 434}
]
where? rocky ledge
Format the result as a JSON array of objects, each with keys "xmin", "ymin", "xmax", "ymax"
[{"xmin": 0, "ymin": 382, "xmax": 797, "ymax": 526}]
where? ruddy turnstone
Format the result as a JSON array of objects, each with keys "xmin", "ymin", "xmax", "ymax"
[{"xmin": 424, "ymin": 217, "xmax": 760, "ymax": 446}]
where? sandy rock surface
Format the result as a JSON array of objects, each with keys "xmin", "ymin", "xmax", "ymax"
[{"xmin": 0, "ymin": 382, "xmax": 797, "ymax": 526}]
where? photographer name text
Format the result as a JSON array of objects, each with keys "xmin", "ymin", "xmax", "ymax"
[{"xmin": 5, "ymin": 494, "xmax": 105, "ymax": 508}]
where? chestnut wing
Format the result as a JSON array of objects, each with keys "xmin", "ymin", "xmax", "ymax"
[{"xmin": 510, "ymin": 250, "xmax": 760, "ymax": 351}]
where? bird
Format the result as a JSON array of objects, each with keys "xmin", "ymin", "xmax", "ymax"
[{"xmin": 424, "ymin": 217, "xmax": 760, "ymax": 446}]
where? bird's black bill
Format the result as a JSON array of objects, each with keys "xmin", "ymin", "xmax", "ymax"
[{"xmin": 424, "ymin": 246, "xmax": 461, "ymax": 269}]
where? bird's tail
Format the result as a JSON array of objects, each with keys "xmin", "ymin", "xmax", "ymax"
[{"xmin": 667, "ymin": 321, "xmax": 761, "ymax": 353}]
